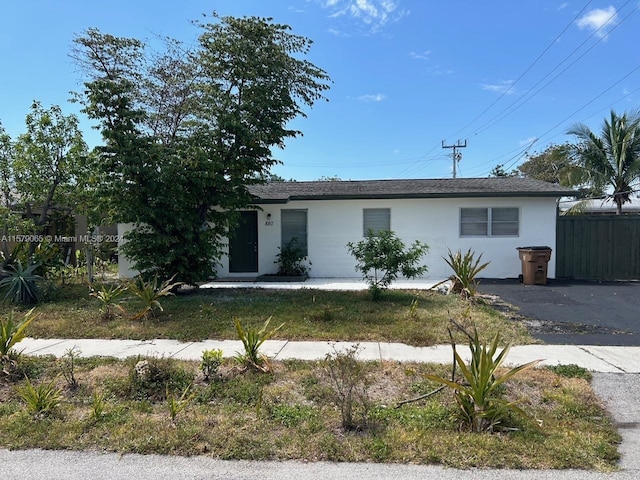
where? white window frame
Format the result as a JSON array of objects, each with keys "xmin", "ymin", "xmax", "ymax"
[
  {"xmin": 363, "ymin": 208, "xmax": 391, "ymax": 236},
  {"xmin": 460, "ymin": 207, "xmax": 519, "ymax": 237}
]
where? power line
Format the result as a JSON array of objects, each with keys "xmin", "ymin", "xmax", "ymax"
[
  {"xmin": 472, "ymin": 1, "xmax": 638, "ymax": 137},
  {"xmin": 449, "ymin": 0, "xmax": 595, "ymax": 140}
]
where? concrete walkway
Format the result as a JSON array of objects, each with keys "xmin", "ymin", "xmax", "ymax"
[{"xmin": 19, "ymin": 337, "xmax": 640, "ymax": 373}]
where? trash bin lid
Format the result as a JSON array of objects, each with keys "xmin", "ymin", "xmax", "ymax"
[{"xmin": 516, "ymin": 246, "xmax": 552, "ymax": 251}]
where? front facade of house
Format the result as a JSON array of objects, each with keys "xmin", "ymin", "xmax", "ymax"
[{"xmin": 118, "ymin": 178, "xmax": 574, "ymax": 280}]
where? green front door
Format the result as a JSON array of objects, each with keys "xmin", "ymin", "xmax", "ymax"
[{"xmin": 229, "ymin": 211, "xmax": 258, "ymax": 273}]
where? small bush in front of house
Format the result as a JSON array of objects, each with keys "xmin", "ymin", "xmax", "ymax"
[
  {"xmin": 347, "ymin": 230, "xmax": 429, "ymax": 300},
  {"xmin": 275, "ymin": 238, "xmax": 310, "ymax": 276}
]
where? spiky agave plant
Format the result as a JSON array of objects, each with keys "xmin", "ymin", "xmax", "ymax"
[
  {"xmin": 426, "ymin": 329, "xmax": 541, "ymax": 432},
  {"xmin": 444, "ymin": 248, "xmax": 490, "ymax": 299},
  {"xmin": 234, "ymin": 317, "xmax": 284, "ymax": 372}
]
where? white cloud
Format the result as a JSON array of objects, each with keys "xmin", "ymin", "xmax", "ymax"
[
  {"xmin": 557, "ymin": 3, "xmax": 569, "ymax": 11},
  {"xmin": 319, "ymin": 0, "xmax": 409, "ymax": 32},
  {"xmin": 410, "ymin": 50, "xmax": 431, "ymax": 60},
  {"xmin": 576, "ymin": 6, "xmax": 618, "ymax": 39},
  {"xmin": 357, "ymin": 93, "xmax": 386, "ymax": 102},
  {"xmin": 519, "ymin": 136, "xmax": 538, "ymax": 147},
  {"xmin": 481, "ymin": 80, "xmax": 517, "ymax": 95}
]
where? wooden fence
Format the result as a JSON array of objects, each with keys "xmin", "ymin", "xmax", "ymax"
[{"xmin": 556, "ymin": 215, "xmax": 640, "ymax": 280}]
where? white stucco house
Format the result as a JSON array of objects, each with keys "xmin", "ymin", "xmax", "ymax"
[{"xmin": 118, "ymin": 177, "xmax": 574, "ymax": 281}]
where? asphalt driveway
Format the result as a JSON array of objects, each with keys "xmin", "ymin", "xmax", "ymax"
[{"xmin": 477, "ymin": 278, "xmax": 640, "ymax": 346}]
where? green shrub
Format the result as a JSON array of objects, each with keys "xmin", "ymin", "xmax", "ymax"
[
  {"xmin": 347, "ymin": 230, "xmax": 429, "ymax": 300},
  {"xmin": 200, "ymin": 348, "xmax": 224, "ymax": 380},
  {"xmin": 275, "ymin": 238, "xmax": 310, "ymax": 276},
  {"xmin": 127, "ymin": 275, "xmax": 181, "ymax": 320},
  {"xmin": 59, "ymin": 346, "xmax": 81, "ymax": 389}
]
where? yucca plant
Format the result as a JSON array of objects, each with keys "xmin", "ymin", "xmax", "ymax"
[
  {"xmin": 1, "ymin": 309, "xmax": 37, "ymax": 358},
  {"xmin": 90, "ymin": 283, "xmax": 127, "ymax": 320},
  {"xmin": 0, "ymin": 261, "xmax": 43, "ymax": 305},
  {"xmin": 444, "ymin": 248, "xmax": 490, "ymax": 299},
  {"xmin": 166, "ymin": 385, "xmax": 194, "ymax": 423},
  {"xmin": 234, "ymin": 317, "xmax": 284, "ymax": 372},
  {"xmin": 14, "ymin": 376, "xmax": 62, "ymax": 417},
  {"xmin": 425, "ymin": 329, "xmax": 541, "ymax": 432},
  {"xmin": 127, "ymin": 275, "xmax": 182, "ymax": 320}
]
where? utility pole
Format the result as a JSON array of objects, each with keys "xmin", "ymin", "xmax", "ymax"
[{"xmin": 442, "ymin": 139, "xmax": 468, "ymax": 179}]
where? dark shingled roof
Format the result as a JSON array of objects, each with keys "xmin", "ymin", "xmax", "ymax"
[{"xmin": 248, "ymin": 178, "xmax": 575, "ymax": 203}]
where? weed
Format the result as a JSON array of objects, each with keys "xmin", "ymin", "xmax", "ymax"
[
  {"xmin": 14, "ymin": 376, "xmax": 62, "ymax": 417},
  {"xmin": 200, "ymin": 349, "xmax": 223, "ymax": 380},
  {"xmin": 166, "ymin": 385, "xmax": 194, "ymax": 423},
  {"xmin": 59, "ymin": 346, "xmax": 81, "ymax": 390},
  {"xmin": 408, "ymin": 297, "xmax": 419, "ymax": 319},
  {"xmin": 547, "ymin": 364, "xmax": 592, "ymax": 381},
  {"xmin": 90, "ymin": 391, "xmax": 107, "ymax": 420},
  {"xmin": 234, "ymin": 317, "xmax": 284, "ymax": 372},
  {"xmin": 321, "ymin": 344, "xmax": 373, "ymax": 431}
]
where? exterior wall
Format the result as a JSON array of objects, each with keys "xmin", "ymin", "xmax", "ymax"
[
  {"xmin": 117, "ymin": 223, "xmax": 138, "ymax": 279},
  {"xmin": 216, "ymin": 196, "xmax": 559, "ymax": 280},
  {"xmin": 118, "ymin": 197, "xmax": 559, "ymax": 280}
]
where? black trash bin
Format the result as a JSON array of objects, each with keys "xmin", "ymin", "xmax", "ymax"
[{"xmin": 516, "ymin": 246, "xmax": 552, "ymax": 285}]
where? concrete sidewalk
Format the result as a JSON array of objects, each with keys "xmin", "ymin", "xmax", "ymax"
[{"xmin": 19, "ymin": 337, "xmax": 640, "ymax": 373}]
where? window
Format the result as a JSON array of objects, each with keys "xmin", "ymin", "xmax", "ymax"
[
  {"xmin": 281, "ymin": 209, "xmax": 308, "ymax": 255},
  {"xmin": 363, "ymin": 208, "xmax": 390, "ymax": 236},
  {"xmin": 460, "ymin": 207, "xmax": 519, "ymax": 237}
]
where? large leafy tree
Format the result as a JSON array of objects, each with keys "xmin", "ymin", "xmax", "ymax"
[
  {"xmin": 72, "ymin": 15, "xmax": 330, "ymax": 284},
  {"xmin": 518, "ymin": 144, "xmax": 573, "ymax": 184},
  {"xmin": 1, "ymin": 105, "xmax": 88, "ymax": 263},
  {"xmin": 567, "ymin": 110, "xmax": 640, "ymax": 214}
]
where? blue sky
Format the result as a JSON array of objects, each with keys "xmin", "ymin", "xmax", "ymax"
[{"xmin": 1, "ymin": 1, "xmax": 638, "ymax": 180}]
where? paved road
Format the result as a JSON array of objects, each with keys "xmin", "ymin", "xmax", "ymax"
[{"xmin": 478, "ymin": 278, "xmax": 640, "ymax": 345}]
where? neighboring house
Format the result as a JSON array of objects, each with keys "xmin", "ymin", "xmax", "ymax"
[
  {"xmin": 118, "ymin": 177, "xmax": 574, "ymax": 280},
  {"xmin": 559, "ymin": 197, "xmax": 640, "ymax": 215}
]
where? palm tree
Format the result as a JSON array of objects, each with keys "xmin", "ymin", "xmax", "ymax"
[{"xmin": 567, "ymin": 110, "xmax": 640, "ymax": 215}]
